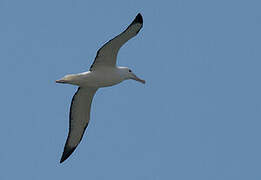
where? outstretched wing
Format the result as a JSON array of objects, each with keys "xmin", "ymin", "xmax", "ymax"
[
  {"xmin": 60, "ymin": 87, "xmax": 98, "ymax": 163},
  {"xmin": 90, "ymin": 13, "xmax": 143, "ymax": 70}
]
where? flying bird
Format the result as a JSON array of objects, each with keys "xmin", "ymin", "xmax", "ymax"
[{"xmin": 56, "ymin": 13, "xmax": 145, "ymax": 163}]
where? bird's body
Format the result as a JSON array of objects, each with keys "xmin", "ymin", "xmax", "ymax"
[
  {"xmin": 57, "ymin": 13, "xmax": 145, "ymax": 163},
  {"xmin": 57, "ymin": 66, "xmax": 129, "ymax": 87}
]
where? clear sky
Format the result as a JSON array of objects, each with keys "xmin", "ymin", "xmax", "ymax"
[{"xmin": 1, "ymin": 0, "xmax": 261, "ymax": 179}]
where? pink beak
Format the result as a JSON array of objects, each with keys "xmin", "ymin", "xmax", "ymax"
[{"xmin": 131, "ymin": 74, "xmax": 146, "ymax": 84}]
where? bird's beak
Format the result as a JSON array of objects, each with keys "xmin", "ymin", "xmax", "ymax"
[{"xmin": 131, "ymin": 73, "xmax": 146, "ymax": 84}]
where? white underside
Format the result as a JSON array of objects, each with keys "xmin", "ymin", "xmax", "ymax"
[{"xmin": 60, "ymin": 66, "xmax": 126, "ymax": 88}]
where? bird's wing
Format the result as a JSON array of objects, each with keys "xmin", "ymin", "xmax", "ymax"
[
  {"xmin": 90, "ymin": 13, "xmax": 143, "ymax": 70},
  {"xmin": 60, "ymin": 87, "xmax": 98, "ymax": 163}
]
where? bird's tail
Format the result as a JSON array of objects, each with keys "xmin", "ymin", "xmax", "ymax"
[
  {"xmin": 56, "ymin": 79, "xmax": 67, "ymax": 83},
  {"xmin": 56, "ymin": 74, "xmax": 74, "ymax": 84}
]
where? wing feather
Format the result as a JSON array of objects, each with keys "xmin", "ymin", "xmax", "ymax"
[
  {"xmin": 90, "ymin": 13, "xmax": 143, "ymax": 70},
  {"xmin": 60, "ymin": 87, "xmax": 98, "ymax": 163}
]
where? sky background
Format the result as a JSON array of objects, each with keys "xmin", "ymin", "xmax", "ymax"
[{"xmin": 1, "ymin": 0, "xmax": 261, "ymax": 179}]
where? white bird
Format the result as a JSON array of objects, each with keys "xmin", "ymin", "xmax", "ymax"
[{"xmin": 56, "ymin": 13, "xmax": 145, "ymax": 163}]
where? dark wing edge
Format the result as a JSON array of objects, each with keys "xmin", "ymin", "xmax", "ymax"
[
  {"xmin": 90, "ymin": 13, "xmax": 143, "ymax": 70},
  {"xmin": 60, "ymin": 87, "xmax": 98, "ymax": 163}
]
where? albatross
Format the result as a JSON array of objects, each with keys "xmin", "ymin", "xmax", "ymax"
[{"xmin": 56, "ymin": 13, "xmax": 145, "ymax": 163}]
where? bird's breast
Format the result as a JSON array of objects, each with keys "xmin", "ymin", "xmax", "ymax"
[{"xmin": 78, "ymin": 69, "xmax": 124, "ymax": 88}]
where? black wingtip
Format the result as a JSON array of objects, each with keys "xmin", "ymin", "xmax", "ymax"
[
  {"xmin": 60, "ymin": 146, "xmax": 77, "ymax": 163},
  {"xmin": 133, "ymin": 13, "xmax": 143, "ymax": 24}
]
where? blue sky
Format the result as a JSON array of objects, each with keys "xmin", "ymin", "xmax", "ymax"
[{"xmin": 1, "ymin": 0, "xmax": 261, "ymax": 179}]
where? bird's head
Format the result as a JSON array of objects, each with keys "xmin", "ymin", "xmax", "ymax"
[{"xmin": 120, "ymin": 67, "xmax": 145, "ymax": 84}]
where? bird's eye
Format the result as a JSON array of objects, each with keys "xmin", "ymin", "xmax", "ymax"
[{"xmin": 128, "ymin": 69, "xmax": 132, "ymax": 72}]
